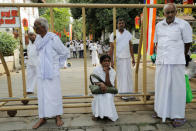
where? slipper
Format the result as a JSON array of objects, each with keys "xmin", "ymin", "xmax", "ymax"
[
  {"xmin": 152, "ymin": 113, "xmax": 161, "ymax": 119},
  {"xmin": 172, "ymin": 119, "xmax": 186, "ymax": 128}
]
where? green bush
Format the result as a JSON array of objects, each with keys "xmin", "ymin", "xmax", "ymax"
[{"xmin": 0, "ymin": 32, "xmax": 18, "ymax": 56}]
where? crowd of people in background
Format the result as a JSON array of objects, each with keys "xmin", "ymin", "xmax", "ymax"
[
  {"xmin": 64, "ymin": 40, "xmax": 110, "ymax": 59},
  {"xmin": 63, "ymin": 39, "xmax": 111, "ymax": 67}
]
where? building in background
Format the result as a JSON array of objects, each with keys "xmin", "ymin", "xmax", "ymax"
[{"xmin": 0, "ymin": 0, "xmax": 42, "ymax": 46}]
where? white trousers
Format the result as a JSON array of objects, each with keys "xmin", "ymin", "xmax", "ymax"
[
  {"xmin": 155, "ymin": 64, "xmax": 186, "ymax": 122},
  {"xmin": 37, "ymin": 76, "xmax": 63, "ymax": 118},
  {"xmin": 92, "ymin": 93, "xmax": 118, "ymax": 121},
  {"xmin": 26, "ymin": 65, "xmax": 37, "ymax": 92},
  {"xmin": 116, "ymin": 58, "xmax": 133, "ymax": 93}
]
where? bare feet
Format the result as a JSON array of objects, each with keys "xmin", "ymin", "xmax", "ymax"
[
  {"xmin": 56, "ymin": 116, "xmax": 64, "ymax": 127},
  {"xmin": 32, "ymin": 118, "xmax": 46, "ymax": 129}
]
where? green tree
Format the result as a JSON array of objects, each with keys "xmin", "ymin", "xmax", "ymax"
[
  {"xmin": 41, "ymin": 8, "xmax": 70, "ymax": 42},
  {"xmin": 69, "ymin": 0, "xmax": 143, "ymax": 41},
  {"xmin": 72, "ymin": 18, "xmax": 83, "ymax": 40}
]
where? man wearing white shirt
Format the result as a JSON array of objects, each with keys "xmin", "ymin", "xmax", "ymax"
[
  {"xmin": 26, "ymin": 32, "xmax": 37, "ymax": 94},
  {"xmin": 109, "ymin": 18, "xmax": 135, "ymax": 98},
  {"xmin": 32, "ymin": 18, "xmax": 67, "ymax": 129},
  {"xmin": 153, "ymin": 3, "xmax": 192, "ymax": 127},
  {"xmin": 80, "ymin": 42, "xmax": 84, "ymax": 58}
]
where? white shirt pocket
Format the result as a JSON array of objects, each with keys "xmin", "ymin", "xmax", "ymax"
[{"xmin": 169, "ymin": 30, "xmax": 181, "ymax": 41}]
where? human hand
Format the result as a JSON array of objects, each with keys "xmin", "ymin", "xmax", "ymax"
[
  {"xmin": 99, "ymin": 83, "xmax": 107, "ymax": 93},
  {"xmin": 103, "ymin": 66, "xmax": 110, "ymax": 73},
  {"xmin": 132, "ymin": 58, "xmax": 135, "ymax": 67}
]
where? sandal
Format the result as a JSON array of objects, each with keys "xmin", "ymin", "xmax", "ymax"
[
  {"xmin": 172, "ymin": 119, "xmax": 186, "ymax": 128},
  {"xmin": 152, "ymin": 113, "xmax": 160, "ymax": 119}
]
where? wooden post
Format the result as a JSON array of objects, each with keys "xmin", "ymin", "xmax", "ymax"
[
  {"xmin": 82, "ymin": 7, "xmax": 88, "ymax": 96},
  {"xmin": 134, "ymin": 23, "xmax": 143, "ymax": 93},
  {"xmin": 0, "ymin": 52, "xmax": 12, "ymax": 97},
  {"xmin": 50, "ymin": 8, "xmax": 54, "ymax": 32},
  {"xmin": 113, "ymin": 7, "xmax": 117, "ymax": 88},
  {"xmin": 142, "ymin": 6, "xmax": 148, "ymax": 103},
  {"xmin": 18, "ymin": 7, "xmax": 27, "ymax": 98},
  {"xmin": 0, "ymin": 102, "xmax": 7, "ymax": 107}
]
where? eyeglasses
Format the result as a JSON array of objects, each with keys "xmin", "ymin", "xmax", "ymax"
[{"xmin": 165, "ymin": 10, "xmax": 175, "ymax": 15}]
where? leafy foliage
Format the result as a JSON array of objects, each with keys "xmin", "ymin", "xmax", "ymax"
[
  {"xmin": 0, "ymin": 32, "xmax": 18, "ymax": 56},
  {"xmin": 72, "ymin": 18, "xmax": 83, "ymax": 40},
  {"xmin": 69, "ymin": 0, "xmax": 143, "ymax": 40},
  {"xmin": 41, "ymin": 8, "xmax": 70, "ymax": 32}
]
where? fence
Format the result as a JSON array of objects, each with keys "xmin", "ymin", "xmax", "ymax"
[{"xmin": 0, "ymin": 3, "xmax": 195, "ymax": 117}]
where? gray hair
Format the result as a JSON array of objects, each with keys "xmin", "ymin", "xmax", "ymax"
[
  {"xmin": 35, "ymin": 17, "xmax": 49, "ymax": 31},
  {"xmin": 163, "ymin": 3, "xmax": 177, "ymax": 13}
]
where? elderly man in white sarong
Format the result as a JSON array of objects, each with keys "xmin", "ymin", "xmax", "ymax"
[
  {"xmin": 26, "ymin": 31, "xmax": 37, "ymax": 94},
  {"xmin": 109, "ymin": 18, "xmax": 135, "ymax": 100},
  {"xmin": 153, "ymin": 3, "xmax": 192, "ymax": 127},
  {"xmin": 32, "ymin": 18, "xmax": 68, "ymax": 129},
  {"xmin": 91, "ymin": 54, "xmax": 118, "ymax": 121}
]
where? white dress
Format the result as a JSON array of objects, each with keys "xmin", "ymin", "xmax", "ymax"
[
  {"xmin": 91, "ymin": 66, "xmax": 118, "ymax": 121},
  {"xmin": 91, "ymin": 44, "xmax": 99, "ymax": 65}
]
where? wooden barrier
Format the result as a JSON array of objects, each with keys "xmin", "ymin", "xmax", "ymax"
[{"xmin": 0, "ymin": 3, "xmax": 195, "ymax": 116}]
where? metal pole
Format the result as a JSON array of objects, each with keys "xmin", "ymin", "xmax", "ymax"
[
  {"xmin": 142, "ymin": 6, "xmax": 148, "ymax": 103},
  {"xmin": 18, "ymin": 7, "xmax": 27, "ymax": 98},
  {"xmin": 82, "ymin": 7, "xmax": 88, "ymax": 96}
]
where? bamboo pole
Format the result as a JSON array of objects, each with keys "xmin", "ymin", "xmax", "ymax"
[
  {"xmin": 2, "ymin": 99, "xmax": 196, "ymax": 111},
  {"xmin": 0, "ymin": 3, "xmax": 195, "ymax": 8},
  {"xmin": 0, "ymin": 101, "xmax": 155, "ymax": 111},
  {"xmin": 0, "ymin": 93, "xmax": 155, "ymax": 102},
  {"xmin": 82, "ymin": 7, "xmax": 88, "ymax": 96},
  {"xmin": 50, "ymin": 8, "xmax": 54, "ymax": 32},
  {"xmin": 0, "ymin": 52, "xmax": 12, "ymax": 97},
  {"xmin": 134, "ymin": 23, "xmax": 143, "ymax": 93},
  {"xmin": 0, "ymin": 102, "xmax": 7, "ymax": 107},
  {"xmin": 18, "ymin": 7, "xmax": 27, "ymax": 98},
  {"xmin": 142, "ymin": 6, "xmax": 148, "ymax": 103},
  {"xmin": 113, "ymin": 7, "xmax": 117, "ymax": 88}
]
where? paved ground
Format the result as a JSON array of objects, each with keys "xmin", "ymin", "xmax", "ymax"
[{"xmin": 0, "ymin": 54, "xmax": 196, "ymax": 131}]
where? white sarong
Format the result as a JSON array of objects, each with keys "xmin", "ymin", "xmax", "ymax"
[
  {"xmin": 155, "ymin": 64, "xmax": 186, "ymax": 122},
  {"xmin": 116, "ymin": 58, "xmax": 133, "ymax": 93},
  {"xmin": 37, "ymin": 76, "xmax": 63, "ymax": 118},
  {"xmin": 92, "ymin": 93, "xmax": 118, "ymax": 121},
  {"xmin": 26, "ymin": 65, "xmax": 37, "ymax": 92}
]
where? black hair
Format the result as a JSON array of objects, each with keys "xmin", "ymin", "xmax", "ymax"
[
  {"xmin": 100, "ymin": 54, "xmax": 111, "ymax": 63},
  {"xmin": 117, "ymin": 17, "xmax": 125, "ymax": 23}
]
